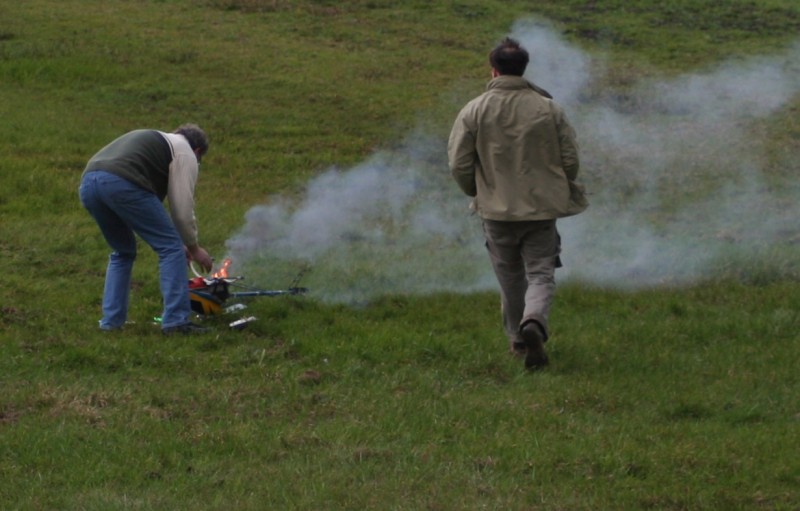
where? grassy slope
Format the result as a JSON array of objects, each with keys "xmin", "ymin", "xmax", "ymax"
[{"xmin": 1, "ymin": 1, "xmax": 799, "ymax": 509}]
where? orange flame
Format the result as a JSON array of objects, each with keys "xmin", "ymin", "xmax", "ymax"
[{"xmin": 213, "ymin": 258, "xmax": 232, "ymax": 279}]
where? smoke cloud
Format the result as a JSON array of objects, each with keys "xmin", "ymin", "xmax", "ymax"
[{"xmin": 225, "ymin": 21, "xmax": 800, "ymax": 302}]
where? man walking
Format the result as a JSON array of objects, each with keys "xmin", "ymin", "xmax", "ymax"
[
  {"xmin": 448, "ymin": 38, "xmax": 588, "ymax": 369},
  {"xmin": 79, "ymin": 124, "xmax": 214, "ymax": 334}
]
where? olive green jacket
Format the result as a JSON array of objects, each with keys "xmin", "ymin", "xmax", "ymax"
[{"xmin": 448, "ymin": 75, "xmax": 588, "ymax": 221}]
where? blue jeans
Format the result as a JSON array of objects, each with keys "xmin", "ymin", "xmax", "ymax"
[{"xmin": 79, "ymin": 171, "xmax": 191, "ymax": 330}]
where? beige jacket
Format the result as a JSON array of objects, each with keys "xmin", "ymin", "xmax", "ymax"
[{"xmin": 448, "ymin": 75, "xmax": 587, "ymax": 221}]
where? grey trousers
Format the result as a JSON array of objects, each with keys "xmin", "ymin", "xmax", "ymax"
[{"xmin": 482, "ymin": 219, "xmax": 561, "ymax": 345}]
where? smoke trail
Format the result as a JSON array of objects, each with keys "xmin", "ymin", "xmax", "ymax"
[
  {"xmin": 225, "ymin": 130, "xmax": 495, "ymax": 303},
  {"xmin": 529, "ymin": 24, "xmax": 800, "ymax": 287},
  {"xmin": 225, "ymin": 22, "xmax": 800, "ymax": 302}
]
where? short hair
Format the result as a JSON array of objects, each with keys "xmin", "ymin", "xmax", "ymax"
[
  {"xmin": 174, "ymin": 123, "xmax": 209, "ymax": 159},
  {"xmin": 489, "ymin": 37, "xmax": 529, "ymax": 76}
]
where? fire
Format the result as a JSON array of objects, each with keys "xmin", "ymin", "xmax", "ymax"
[{"xmin": 213, "ymin": 258, "xmax": 232, "ymax": 279}]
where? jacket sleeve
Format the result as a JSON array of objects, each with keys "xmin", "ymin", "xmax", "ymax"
[
  {"xmin": 447, "ymin": 109, "xmax": 478, "ymax": 197},
  {"xmin": 166, "ymin": 141, "xmax": 200, "ymax": 247},
  {"xmin": 553, "ymin": 104, "xmax": 580, "ymax": 181}
]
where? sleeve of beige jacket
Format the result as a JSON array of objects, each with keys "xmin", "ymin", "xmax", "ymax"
[
  {"xmin": 163, "ymin": 133, "xmax": 200, "ymax": 247},
  {"xmin": 447, "ymin": 108, "xmax": 479, "ymax": 197},
  {"xmin": 553, "ymin": 103, "xmax": 580, "ymax": 181}
]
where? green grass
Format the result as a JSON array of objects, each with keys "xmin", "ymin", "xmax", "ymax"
[{"xmin": 2, "ymin": 1, "xmax": 800, "ymax": 509}]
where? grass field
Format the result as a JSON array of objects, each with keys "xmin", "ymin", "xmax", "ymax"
[{"xmin": 1, "ymin": 1, "xmax": 799, "ymax": 509}]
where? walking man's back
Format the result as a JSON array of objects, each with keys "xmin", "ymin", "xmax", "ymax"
[{"xmin": 448, "ymin": 37, "xmax": 588, "ymax": 369}]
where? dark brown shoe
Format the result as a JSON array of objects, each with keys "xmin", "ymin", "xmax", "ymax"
[
  {"xmin": 521, "ymin": 321, "xmax": 548, "ymax": 370},
  {"xmin": 510, "ymin": 341, "xmax": 527, "ymax": 358}
]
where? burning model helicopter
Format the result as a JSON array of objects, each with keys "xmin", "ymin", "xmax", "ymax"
[{"xmin": 188, "ymin": 258, "xmax": 308, "ymax": 329}]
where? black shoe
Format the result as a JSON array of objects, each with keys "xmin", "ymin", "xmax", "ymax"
[
  {"xmin": 162, "ymin": 322, "xmax": 210, "ymax": 335},
  {"xmin": 510, "ymin": 341, "xmax": 527, "ymax": 358},
  {"xmin": 521, "ymin": 321, "xmax": 548, "ymax": 370}
]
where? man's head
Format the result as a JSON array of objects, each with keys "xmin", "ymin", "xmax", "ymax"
[
  {"xmin": 489, "ymin": 37, "xmax": 529, "ymax": 77},
  {"xmin": 174, "ymin": 124, "xmax": 209, "ymax": 162}
]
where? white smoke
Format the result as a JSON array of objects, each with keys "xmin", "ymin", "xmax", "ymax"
[
  {"xmin": 226, "ymin": 22, "xmax": 800, "ymax": 302},
  {"xmin": 225, "ymin": 131, "xmax": 494, "ymax": 303},
  {"xmin": 543, "ymin": 27, "xmax": 800, "ymax": 286}
]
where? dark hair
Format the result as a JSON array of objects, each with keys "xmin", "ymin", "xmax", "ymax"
[
  {"xmin": 489, "ymin": 37, "xmax": 529, "ymax": 76},
  {"xmin": 174, "ymin": 123, "xmax": 209, "ymax": 160}
]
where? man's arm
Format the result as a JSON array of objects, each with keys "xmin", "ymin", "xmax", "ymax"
[
  {"xmin": 553, "ymin": 104, "xmax": 580, "ymax": 181},
  {"xmin": 166, "ymin": 150, "xmax": 200, "ymax": 247},
  {"xmin": 448, "ymin": 112, "xmax": 478, "ymax": 197},
  {"xmin": 164, "ymin": 133, "xmax": 212, "ymax": 271}
]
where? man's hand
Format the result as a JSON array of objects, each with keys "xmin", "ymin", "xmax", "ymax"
[{"xmin": 186, "ymin": 245, "xmax": 213, "ymax": 273}]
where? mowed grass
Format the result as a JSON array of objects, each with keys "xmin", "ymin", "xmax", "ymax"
[{"xmin": 2, "ymin": 1, "xmax": 800, "ymax": 510}]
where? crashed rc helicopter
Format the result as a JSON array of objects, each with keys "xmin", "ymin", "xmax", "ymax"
[{"xmin": 188, "ymin": 258, "xmax": 308, "ymax": 329}]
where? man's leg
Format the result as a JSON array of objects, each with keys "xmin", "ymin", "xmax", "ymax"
[
  {"xmin": 513, "ymin": 220, "xmax": 559, "ymax": 369},
  {"xmin": 143, "ymin": 227, "xmax": 191, "ymax": 330},
  {"xmin": 482, "ymin": 220, "xmax": 527, "ymax": 351},
  {"xmin": 79, "ymin": 172, "xmax": 137, "ymax": 330},
  {"xmin": 518, "ymin": 220, "xmax": 560, "ymax": 339}
]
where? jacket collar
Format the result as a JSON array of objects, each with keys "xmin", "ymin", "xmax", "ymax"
[
  {"xmin": 486, "ymin": 75, "xmax": 553, "ymax": 99},
  {"xmin": 486, "ymin": 74, "xmax": 529, "ymax": 91}
]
